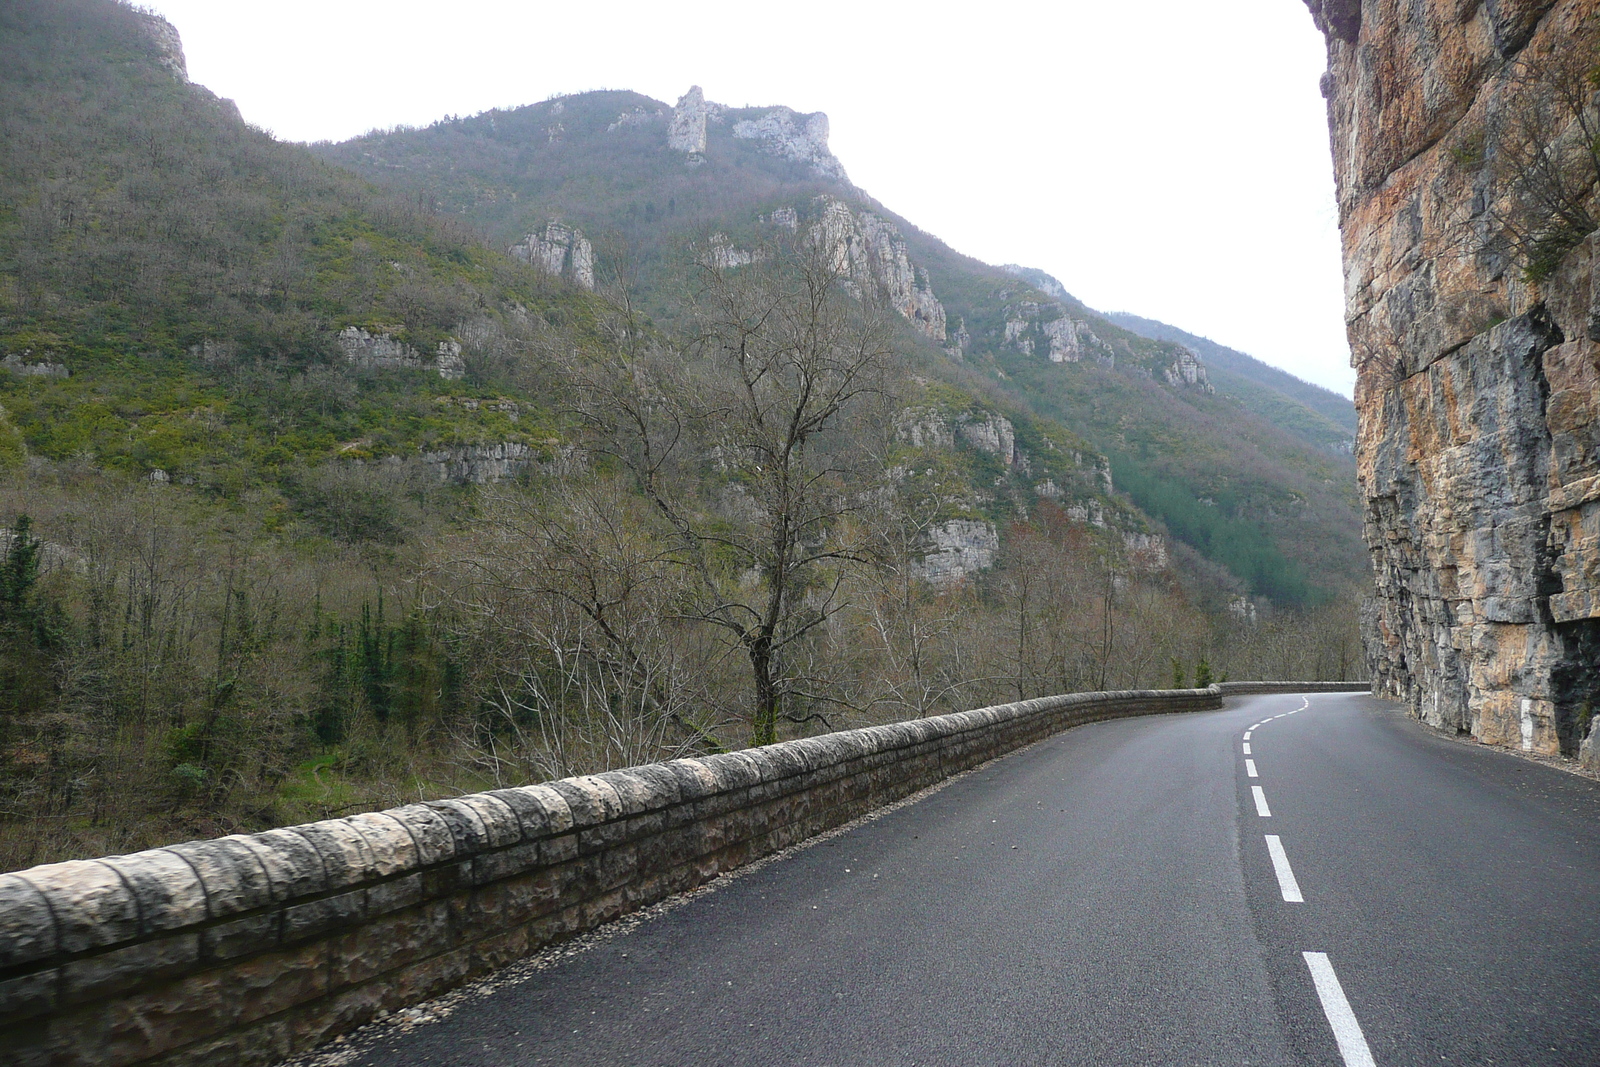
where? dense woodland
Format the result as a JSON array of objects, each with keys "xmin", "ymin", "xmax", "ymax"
[{"xmin": 0, "ymin": 0, "xmax": 1365, "ymax": 871}]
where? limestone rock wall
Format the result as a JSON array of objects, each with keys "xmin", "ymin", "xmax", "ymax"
[
  {"xmin": 732, "ymin": 107, "xmax": 850, "ymax": 183},
  {"xmin": 133, "ymin": 10, "xmax": 187, "ymax": 81},
  {"xmin": 509, "ymin": 221, "xmax": 594, "ymax": 290},
  {"xmin": 915, "ymin": 519, "xmax": 1001, "ymax": 583},
  {"xmin": 335, "ymin": 328, "xmax": 465, "ymax": 380},
  {"xmin": 667, "ymin": 85, "xmax": 709, "ymax": 155},
  {"xmin": 810, "ymin": 197, "xmax": 947, "ymax": 341},
  {"xmin": 1307, "ymin": 0, "xmax": 1600, "ymax": 759}
]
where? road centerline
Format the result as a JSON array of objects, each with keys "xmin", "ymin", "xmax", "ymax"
[
  {"xmin": 1302, "ymin": 952, "xmax": 1376, "ymax": 1067},
  {"xmin": 1251, "ymin": 785, "xmax": 1271, "ymax": 817},
  {"xmin": 1245, "ymin": 758, "xmax": 1259, "ymax": 778},
  {"xmin": 1264, "ymin": 835, "xmax": 1304, "ymax": 902}
]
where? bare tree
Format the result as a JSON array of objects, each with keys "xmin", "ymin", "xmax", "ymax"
[
  {"xmin": 573, "ymin": 235, "xmax": 898, "ymax": 744},
  {"xmin": 438, "ymin": 480, "xmax": 720, "ymax": 781},
  {"xmin": 1486, "ymin": 39, "xmax": 1600, "ymax": 282}
]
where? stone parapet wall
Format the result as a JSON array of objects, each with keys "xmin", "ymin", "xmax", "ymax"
[
  {"xmin": 1217, "ymin": 681, "xmax": 1370, "ymax": 695},
  {"xmin": 0, "ymin": 687, "xmax": 1229, "ymax": 1067}
]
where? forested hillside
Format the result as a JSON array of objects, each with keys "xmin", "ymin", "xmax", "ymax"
[
  {"xmin": 317, "ymin": 91, "xmax": 1366, "ymax": 605},
  {"xmin": 0, "ymin": 0, "xmax": 1362, "ymax": 871},
  {"xmin": 1105, "ymin": 309, "xmax": 1357, "ymax": 452}
]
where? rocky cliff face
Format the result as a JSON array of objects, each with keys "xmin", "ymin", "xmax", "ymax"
[
  {"xmin": 509, "ymin": 221, "xmax": 594, "ymax": 289},
  {"xmin": 808, "ymin": 197, "xmax": 947, "ymax": 341},
  {"xmin": 666, "ymin": 86, "xmax": 849, "ymax": 183},
  {"xmin": 732, "ymin": 107, "xmax": 849, "ymax": 183},
  {"xmin": 1307, "ymin": 0, "xmax": 1600, "ymax": 761},
  {"xmin": 133, "ymin": 9, "xmax": 186, "ymax": 81},
  {"xmin": 336, "ymin": 327, "xmax": 464, "ymax": 380},
  {"xmin": 667, "ymin": 85, "xmax": 711, "ymax": 156}
]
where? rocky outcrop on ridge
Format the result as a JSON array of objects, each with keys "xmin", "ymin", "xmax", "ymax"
[
  {"xmin": 1307, "ymin": 0, "xmax": 1600, "ymax": 762},
  {"xmin": 133, "ymin": 9, "xmax": 186, "ymax": 81},
  {"xmin": 666, "ymin": 86, "xmax": 849, "ymax": 184},
  {"xmin": 509, "ymin": 221, "xmax": 595, "ymax": 290},
  {"xmin": 915, "ymin": 519, "xmax": 1001, "ymax": 583},
  {"xmin": 336, "ymin": 327, "xmax": 465, "ymax": 380},
  {"xmin": 667, "ymin": 85, "xmax": 712, "ymax": 156},
  {"xmin": 1163, "ymin": 347, "xmax": 1213, "ymax": 392},
  {"xmin": 808, "ymin": 197, "xmax": 947, "ymax": 341},
  {"xmin": 995, "ymin": 265, "xmax": 1209, "ymax": 391},
  {"xmin": 732, "ymin": 107, "xmax": 850, "ymax": 183}
]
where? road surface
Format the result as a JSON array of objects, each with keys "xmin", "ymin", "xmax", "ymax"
[{"xmin": 325, "ymin": 693, "xmax": 1600, "ymax": 1066}]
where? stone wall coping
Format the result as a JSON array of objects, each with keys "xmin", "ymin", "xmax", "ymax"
[
  {"xmin": 0, "ymin": 687, "xmax": 1209, "ymax": 973},
  {"xmin": 0, "ymin": 682, "xmax": 1359, "ymax": 1064}
]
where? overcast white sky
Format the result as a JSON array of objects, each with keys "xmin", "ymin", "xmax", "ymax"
[{"xmin": 142, "ymin": 0, "xmax": 1353, "ymax": 396}]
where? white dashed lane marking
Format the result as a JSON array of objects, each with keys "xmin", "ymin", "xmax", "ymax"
[
  {"xmin": 1303, "ymin": 952, "xmax": 1377, "ymax": 1067},
  {"xmin": 1265, "ymin": 835, "xmax": 1304, "ymax": 902},
  {"xmin": 1243, "ymin": 698, "xmax": 1378, "ymax": 1063}
]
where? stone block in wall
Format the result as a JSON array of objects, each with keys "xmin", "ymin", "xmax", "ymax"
[
  {"xmin": 235, "ymin": 830, "xmax": 329, "ymax": 905},
  {"xmin": 576, "ymin": 817, "xmax": 636, "ymax": 855},
  {"xmin": 0, "ymin": 874, "xmax": 58, "ymax": 968},
  {"xmin": 365, "ymin": 872, "xmax": 425, "ymax": 916},
  {"xmin": 161, "ymin": 838, "xmax": 274, "ymax": 920},
  {"xmin": 487, "ymin": 783, "xmax": 575, "ymax": 840},
  {"xmin": 18, "ymin": 860, "xmax": 142, "ymax": 955},
  {"xmin": 373, "ymin": 943, "xmax": 476, "ymax": 1015},
  {"xmin": 292, "ymin": 821, "xmax": 381, "ymax": 891},
  {"xmin": 417, "ymin": 861, "xmax": 472, "ymax": 901},
  {"xmin": 469, "ymin": 841, "xmax": 543, "ymax": 887},
  {"xmin": 0, "ymin": 967, "xmax": 57, "ymax": 1020},
  {"xmin": 282, "ymin": 887, "xmax": 367, "ymax": 944},
  {"xmin": 420, "ymin": 799, "xmax": 493, "ymax": 855},
  {"xmin": 661, "ymin": 758, "xmax": 721, "ymax": 803},
  {"xmin": 200, "ymin": 910, "xmax": 280, "ymax": 964},
  {"xmin": 593, "ymin": 769, "xmax": 670, "ymax": 815},
  {"xmin": 700, "ymin": 751, "xmax": 764, "ymax": 793},
  {"xmin": 464, "ymin": 921, "xmax": 532, "ymax": 977},
  {"xmin": 546, "ymin": 778, "xmax": 619, "ymax": 828},
  {"xmin": 327, "ymin": 900, "xmax": 455, "ymax": 989},
  {"xmin": 384, "ymin": 804, "xmax": 463, "ymax": 868},
  {"xmin": 343, "ymin": 813, "xmax": 422, "ymax": 877},
  {"xmin": 447, "ymin": 795, "xmax": 523, "ymax": 849},
  {"xmin": 61, "ymin": 933, "xmax": 201, "ymax": 1007},
  {"xmin": 538, "ymin": 831, "xmax": 579, "ymax": 866},
  {"xmin": 462, "ymin": 870, "xmax": 560, "ymax": 934}
]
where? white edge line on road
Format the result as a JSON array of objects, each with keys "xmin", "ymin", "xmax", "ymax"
[
  {"xmin": 1242, "ymin": 742, "xmax": 1251, "ymax": 754},
  {"xmin": 1264, "ymin": 834, "xmax": 1304, "ymax": 902},
  {"xmin": 1303, "ymin": 952, "xmax": 1377, "ymax": 1067},
  {"xmin": 1245, "ymin": 759, "xmax": 1259, "ymax": 778},
  {"xmin": 1252, "ymin": 786, "xmax": 1271, "ymax": 817}
]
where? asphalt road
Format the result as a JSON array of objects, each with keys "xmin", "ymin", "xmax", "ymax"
[{"xmin": 336, "ymin": 693, "xmax": 1600, "ymax": 1066}]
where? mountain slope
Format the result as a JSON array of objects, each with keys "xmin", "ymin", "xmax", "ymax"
[
  {"xmin": 315, "ymin": 92, "xmax": 1366, "ymax": 601},
  {"xmin": 1105, "ymin": 310, "xmax": 1357, "ymax": 452},
  {"xmin": 0, "ymin": 0, "xmax": 601, "ymax": 501}
]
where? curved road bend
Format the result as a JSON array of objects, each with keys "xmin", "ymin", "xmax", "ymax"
[{"xmin": 335, "ymin": 693, "xmax": 1600, "ymax": 1066}]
